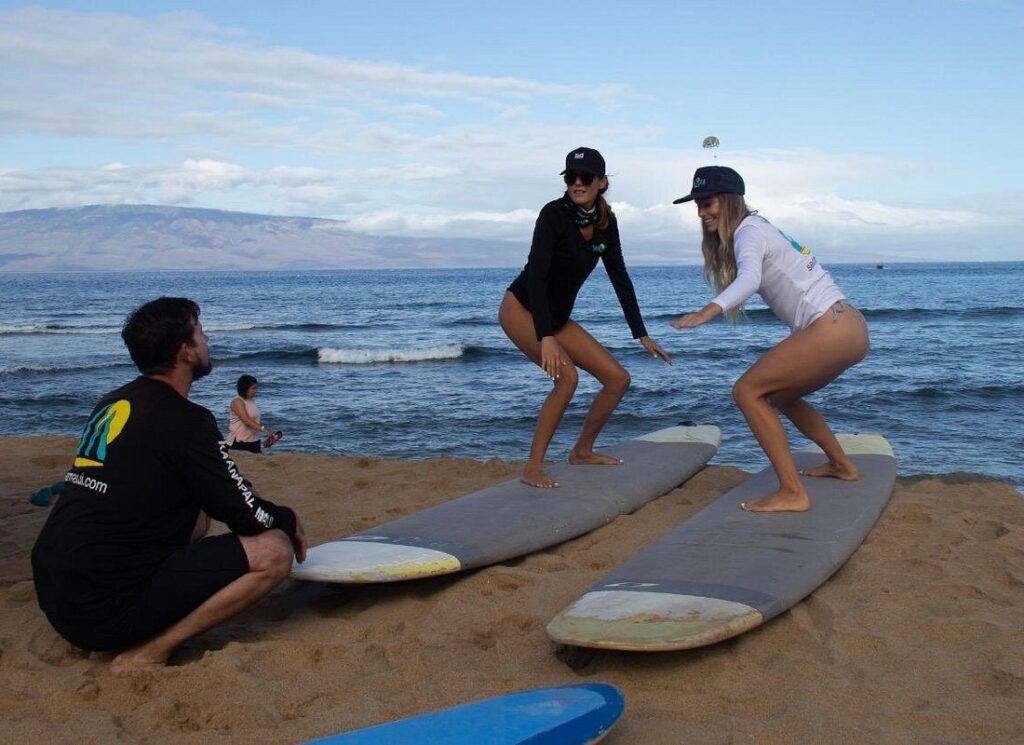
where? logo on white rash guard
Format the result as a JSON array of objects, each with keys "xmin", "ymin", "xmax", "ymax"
[{"xmin": 778, "ymin": 228, "xmax": 812, "ymax": 256}]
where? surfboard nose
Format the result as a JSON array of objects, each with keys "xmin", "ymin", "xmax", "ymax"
[{"xmin": 291, "ymin": 540, "xmax": 461, "ymax": 582}]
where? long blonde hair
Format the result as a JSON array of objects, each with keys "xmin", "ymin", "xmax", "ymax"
[{"xmin": 701, "ymin": 194, "xmax": 754, "ymax": 322}]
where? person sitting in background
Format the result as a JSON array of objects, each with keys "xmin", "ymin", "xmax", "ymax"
[
  {"xmin": 227, "ymin": 374, "xmax": 282, "ymax": 452},
  {"xmin": 31, "ymin": 297, "xmax": 305, "ymax": 673}
]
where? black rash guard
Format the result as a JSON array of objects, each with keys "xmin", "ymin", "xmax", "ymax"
[
  {"xmin": 31, "ymin": 376, "xmax": 297, "ymax": 627},
  {"xmin": 508, "ymin": 197, "xmax": 649, "ymax": 342}
]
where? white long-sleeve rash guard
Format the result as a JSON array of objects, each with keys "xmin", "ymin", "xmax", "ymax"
[{"xmin": 710, "ymin": 215, "xmax": 846, "ymax": 332}]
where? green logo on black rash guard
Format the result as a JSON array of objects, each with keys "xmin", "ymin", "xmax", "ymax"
[{"xmin": 74, "ymin": 400, "xmax": 130, "ymax": 467}]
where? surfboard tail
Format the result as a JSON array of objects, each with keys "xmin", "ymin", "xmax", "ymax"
[{"xmin": 547, "ymin": 589, "xmax": 763, "ymax": 651}]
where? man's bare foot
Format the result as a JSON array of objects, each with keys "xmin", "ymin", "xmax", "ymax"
[
  {"xmin": 740, "ymin": 490, "xmax": 811, "ymax": 513},
  {"xmin": 568, "ymin": 450, "xmax": 623, "ymax": 466},
  {"xmin": 521, "ymin": 467, "xmax": 558, "ymax": 488},
  {"xmin": 110, "ymin": 648, "xmax": 168, "ymax": 676},
  {"xmin": 801, "ymin": 461, "xmax": 859, "ymax": 480}
]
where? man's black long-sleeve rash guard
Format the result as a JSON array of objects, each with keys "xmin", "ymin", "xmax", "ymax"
[
  {"xmin": 32, "ymin": 376, "xmax": 297, "ymax": 625},
  {"xmin": 508, "ymin": 198, "xmax": 649, "ymax": 342}
]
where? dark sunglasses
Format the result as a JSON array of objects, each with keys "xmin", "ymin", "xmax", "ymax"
[{"xmin": 563, "ymin": 170, "xmax": 597, "ymax": 186}]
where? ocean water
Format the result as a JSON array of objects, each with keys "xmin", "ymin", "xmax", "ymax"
[{"xmin": 1, "ymin": 262, "xmax": 1022, "ymax": 491}]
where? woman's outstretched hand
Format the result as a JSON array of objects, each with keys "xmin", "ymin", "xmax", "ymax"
[
  {"xmin": 671, "ymin": 303, "xmax": 722, "ymax": 329},
  {"xmin": 670, "ymin": 313, "xmax": 706, "ymax": 329},
  {"xmin": 540, "ymin": 336, "xmax": 567, "ymax": 381},
  {"xmin": 640, "ymin": 336, "xmax": 672, "ymax": 364}
]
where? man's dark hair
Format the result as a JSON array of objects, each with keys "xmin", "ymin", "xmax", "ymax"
[
  {"xmin": 122, "ymin": 297, "xmax": 201, "ymax": 375},
  {"xmin": 236, "ymin": 374, "xmax": 258, "ymax": 396}
]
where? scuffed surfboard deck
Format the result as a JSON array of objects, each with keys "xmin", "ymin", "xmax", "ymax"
[
  {"xmin": 547, "ymin": 434, "xmax": 896, "ymax": 650},
  {"xmin": 292, "ymin": 425, "xmax": 720, "ymax": 583}
]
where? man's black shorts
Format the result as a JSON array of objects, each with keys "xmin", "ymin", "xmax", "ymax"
[{"xmin": 49, "ymin": 533, "xmax": 249, "ymax": 652}]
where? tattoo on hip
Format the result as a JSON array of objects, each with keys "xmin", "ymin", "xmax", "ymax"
[{"xmin": 830, "ymin": 300, "xmax": 850, "ymax": 322}]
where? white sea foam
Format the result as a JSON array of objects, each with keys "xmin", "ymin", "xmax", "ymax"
[
  {"xmin": 0, "ymin": 361, "xmax": 115, "ymax": 375},
  {"xmin": 204, "ymin": 322, "xmax": 266, "ymax": 332},
  {"xmin": 317, "ymin": 344, "xmax": 464, "ymax": 364},
  {"xmin": 1, "ymin": 321, "xmax": 315, "ymax": 335},
  {"xmin": 0, "ymin": 324, "xmax": 119, "ymax": 335}
]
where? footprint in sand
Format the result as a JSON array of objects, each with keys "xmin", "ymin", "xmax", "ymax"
[
  {"xmin": 961, "ymin": 518, "xmax": 1010, "ymax": 541},
  {"xmin": 75, "ymin": 680, "xmax": 100, "ymax": 701},
  {"xmin": 554, "ymin": 644, "xmax": 601, "ymax": 675}
]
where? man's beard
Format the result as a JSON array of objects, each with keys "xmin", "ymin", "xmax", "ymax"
[{"xmin": 192, "ymin": 356, "xmax": 213, "ymax": 380}]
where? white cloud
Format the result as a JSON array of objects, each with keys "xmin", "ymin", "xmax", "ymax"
[
  {"xmin": 0, "ymin": 8, "xmax": 627, "ymax": 146},
  {"xmin": 391, "ymin": 103, "xmax": 446, "ymax": 120},
  {"xmin": 497, "ymin": 105, "xmax": 528, "ymax": 120},
  {"xmin": 0, "ymin": 8, "xmax": 1016, "ymax": 265},
  {"xmin": 2, "ymin": 145, "xmax": 1017, "ymax": 264},
  {"xmin": 346, "ymin": 208, "xmax": 538, "ymax": 240}
]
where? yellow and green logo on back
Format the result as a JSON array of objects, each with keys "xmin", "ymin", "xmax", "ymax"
[{"xmin": 74, "ymin": 399, "xmax": 130, "ymax": 467}]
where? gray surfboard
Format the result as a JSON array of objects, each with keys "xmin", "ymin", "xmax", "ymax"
[
  {"xmin": 546, "ymin": 434, "xmax": 896, "ymax": 650},
  {"xmin": 291, "ymin": 425, "xmax": 720, "ymax": 583}
]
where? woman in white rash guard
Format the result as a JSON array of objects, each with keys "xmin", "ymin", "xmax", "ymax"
[{"xmin": 670, "ymin": 166, "xmax": 870, "ymax": 513}]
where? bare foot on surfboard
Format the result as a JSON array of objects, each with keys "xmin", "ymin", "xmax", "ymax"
[
  {"xmin": 740, "ymin": 489, "xmax": 811, "ymax": 513},
  {"xmin": 521, "ymin": 466, "xmax": 558, "ymax": 488},
  {"xmin": 801, "ymin": 460, "xmax": 859, "ymax": 480},
  {"xmin": 568, "ymin": 450, "xmax": 623, "ymax": 466}
]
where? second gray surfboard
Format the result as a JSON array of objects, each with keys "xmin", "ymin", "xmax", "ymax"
[{"xmin": 547, "ymin": 434, "xmax": 896, "ymax": 650}]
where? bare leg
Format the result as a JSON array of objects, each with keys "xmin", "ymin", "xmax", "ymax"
[
  {"xmin": 500, "ymin": 292, "xmax": 578, "ymax": 487},
  {"xmin": 736, "ymin": 304, "xmax": 869, "ymax": 513},
  {"xmin": 522, "ymin": 372, "xmax": 579, "ymax": 487},
  {"xmin": 110, "ymin": 530, "xmax": 294, "ymax": 674},
  {"xmin": 734, "ymin": 380, "xmax": 808, "ymax": 512},
  {"xmin": 772, "ymin": 397, "xmax": 859, "ymax": 480},
  {"xmin": 554, "ymin": 320, "xmax": 631, "ymax": 465}
]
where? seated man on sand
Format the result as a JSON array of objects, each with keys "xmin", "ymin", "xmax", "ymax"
[{"xmin": 31, "ymin": 297, "xmax": 305, "ymax": 673}]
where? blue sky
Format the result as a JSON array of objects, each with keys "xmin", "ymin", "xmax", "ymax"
[{"xmin": 1, "ymin": 0, "xmax": 1021, "ymax": 265}]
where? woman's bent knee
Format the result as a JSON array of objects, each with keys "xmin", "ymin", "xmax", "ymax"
[
  {"xmin": 732, "ymin": 379, "xmax": 752, "ymax": 407},
  {"xmin": 605, "ymin": 369, "xmax": 631, "ymax": 396},
  {"xmin": 555, "ymin": 364, "xmax": 580, "ymax": 391}
]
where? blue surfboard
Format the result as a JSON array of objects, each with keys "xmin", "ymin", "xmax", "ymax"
[{"xmin": 305, "ymin": 682, "xmax": 625, "ymax": 745}]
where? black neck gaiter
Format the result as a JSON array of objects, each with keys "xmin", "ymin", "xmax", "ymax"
[{"xmin": 561, "ymin": 194, "xmax": 598, "ymax": 228}]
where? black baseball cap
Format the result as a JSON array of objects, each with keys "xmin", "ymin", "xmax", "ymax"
[
  {"xmin": 673, "ymin": 166, "xmax": 745, "ymax": 204},
  {"xmin": 560, "ymin": 147, "xmax": 606, "ymax": 177}
]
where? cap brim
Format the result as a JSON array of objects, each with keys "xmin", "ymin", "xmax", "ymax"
[
  {"xmin": 560, "ymin": 168, "xmax": 602, "ymax": 176},
  {"xmin": 672, "ymin": 195, "xmax": 696, "ymax": 204}
]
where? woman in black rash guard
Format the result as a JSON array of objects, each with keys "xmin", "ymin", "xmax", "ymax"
[{"xmin": 500, "ymin": 146, "xmax": 671, "ymax": 488}]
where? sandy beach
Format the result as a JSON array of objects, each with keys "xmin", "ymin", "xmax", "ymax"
[{"xmin": 2, "ymin": 434, "xmax": 1023, "ymax": 744}]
